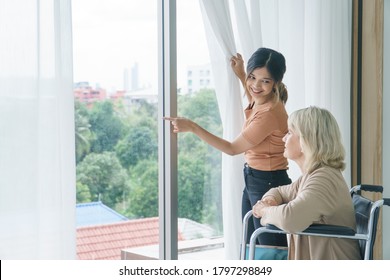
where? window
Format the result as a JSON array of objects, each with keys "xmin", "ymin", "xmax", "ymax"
[
  {"xmin": 72, "ymin": 0, "xmax": 223, "ymax": 260},
  {"xmin": 72, "ymin": 0, "xmax": 159, "ymax": 260},
  {"xmin": 176, "ymin": 0, "xmax": 223, "ymax": 259}
]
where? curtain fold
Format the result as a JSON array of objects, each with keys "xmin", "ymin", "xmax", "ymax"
[
  {"xmin": 0, "ymin": 0, "xmax": 75, "ymax": 259},
  {"xmin": 200, "ymin": 0, "xmax": 352, "ymax": 259},
  {"xmin": 301, "ymin": 0, "xmax": 352, "ymax": 183}
]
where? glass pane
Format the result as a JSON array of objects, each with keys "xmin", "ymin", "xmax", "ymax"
[
  {"xmin": 177, "ymin": 0, "xmax": 224, "ymax": 259},
  {"xmin": 72, "ymin": 0, "xmax": 159, "ymax": 260}
]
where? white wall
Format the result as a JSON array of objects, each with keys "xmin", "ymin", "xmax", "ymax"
[{"xmin": 382, "ymin": 0, "xmax": 390, "ymax": 260}]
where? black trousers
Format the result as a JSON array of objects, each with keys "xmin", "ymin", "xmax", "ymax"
[{"xmin": 242, "ymin": 163, "xmax": 291, "ymax": 246}]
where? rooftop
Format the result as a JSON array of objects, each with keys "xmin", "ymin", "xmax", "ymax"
[
  {"xmin": 76, "ymin": 201, "xmax": 129, "ymax": 227},
  {"xmin": 77, "ymin": 217, "xmax": 170, "ymax": 260},
  {"xmin": 76, "ymin": 202, "xmax": 221, "ymax": 260}
]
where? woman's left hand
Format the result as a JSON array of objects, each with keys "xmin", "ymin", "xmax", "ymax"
[
  {"xmin": 252, "ymin": 200, "xmax": 272, "ymax": 218},
  {"xmin": 230, "ymin": 53, "xmax": 246, "ymax": 80}
]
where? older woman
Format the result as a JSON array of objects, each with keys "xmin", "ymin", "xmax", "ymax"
[{"xmin": 253, "ymin": 106, "xmax": 361, "ymax": 260}]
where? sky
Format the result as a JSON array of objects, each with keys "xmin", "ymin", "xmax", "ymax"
[{"xmin": 72, "ymin": 0, "xmax": 210, "ymax": 92}]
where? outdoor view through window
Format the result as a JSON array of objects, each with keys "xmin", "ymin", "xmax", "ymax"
[{"xmin": 72, "ymin": 0, "xmax": 223, "ymax": 260}]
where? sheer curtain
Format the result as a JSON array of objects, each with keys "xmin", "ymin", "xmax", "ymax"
[
  {"xmin": 199, "ymin": 0, "xmax": 246, "ymax": 260},
  {"xmin": 0, "ymin": 0, "xmax": 75, "ymax": 259},
  {"xmin": 200, "ymin": 0, "xmax": 352, "ymax": 259}
]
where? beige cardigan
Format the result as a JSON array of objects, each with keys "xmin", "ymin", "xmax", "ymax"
[{"xmin": 261, "ymin": 166, "xmax": 361, "ymax": 260}]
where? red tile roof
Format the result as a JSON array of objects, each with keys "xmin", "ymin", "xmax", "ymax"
[{"xmin": 76, "ymin": 217, "xmax": 184, "ymax": 260}]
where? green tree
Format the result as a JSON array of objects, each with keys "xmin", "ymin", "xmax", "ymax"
[
  {"xmin": 179, "ymin": 88, "xmax": 222, "ymax": 131},
  {"xmin": 125, "ymin": 159, "xmax": 158, "ymax": 218},
  {"xmin": 177, "ymin": 89, "xmax": 223, "ymax": 231},
  {"xmin": 115, "ymin": 126, "xmax": 157, "ymax": 169},
  {"xmin": 89, "ymin": 101, "xmax": 125, "ymax": 153},
  {"xmin": 76, "ymin": 181, "xmax": 92, "ymax": 203},
  {"xmin": 178, "ymin": 89, "xmax": 222, "ymax": 151},
  {"xmin": 74, "ymin": 89, "xmax": 223, "ymax": 233},
  {"xmin": 177, "ymin": 152, "xmax": 207, "ymax": 222},
  {"xmin": 76, "ymin": 151, "xmax": 129, "ymax": 209},
  {"xmin": 114, "ymin": 99, "xmax": 158, "ymax": 169},
  {"xmin": 74, "ymin": 101, "xmax": 93, "ymax": 163},
  {"xmin": 121, "ymin": 99, "xmax": 158, "ymax": 135}
]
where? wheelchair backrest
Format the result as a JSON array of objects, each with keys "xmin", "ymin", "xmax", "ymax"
[{"xmin": 351, "ymin": 185, "xmax": 383, "ymax": 260}]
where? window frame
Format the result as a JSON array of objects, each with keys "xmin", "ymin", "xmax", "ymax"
[{"xmin": 158, "ymin": 0, "xmax": 178, "ymax": 260}]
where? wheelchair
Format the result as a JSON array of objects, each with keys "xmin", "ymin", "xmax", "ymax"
[{"xmin": 240, "ymin": 184, "xmax": 390, "ymax": 260}]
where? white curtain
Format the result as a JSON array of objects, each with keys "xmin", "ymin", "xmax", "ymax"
[
  {"xmin": 0, "ymin": 0, "xmax": 76, "ymax": 259},
  {"xmin": 200, "ymin": 0, "xmax": 351, "ymax": 259},
  {"xmin": 258, "ymin": 0, "xmax": 352, "ymax": 183},
  {"xmin": 199, "ymin": 0, "xmax": 246, "ymax": 260}
]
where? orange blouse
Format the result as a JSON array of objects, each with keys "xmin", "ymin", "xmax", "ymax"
[{"xmin": 241, "ymin": 101, "xmax": 289, "ymax": 171}]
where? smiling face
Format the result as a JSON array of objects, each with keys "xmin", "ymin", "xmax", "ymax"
[{"xmin": 245, "ymin": 67, "xmax": 275, "ymax": 104}]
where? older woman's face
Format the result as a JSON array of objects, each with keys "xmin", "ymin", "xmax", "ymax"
[{"xmin": 282, "ymin": 127, "xmax": 303, "ymax": 161}]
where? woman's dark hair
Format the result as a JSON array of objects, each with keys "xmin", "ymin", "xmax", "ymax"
[{"xmin": 246, "ymin": 47, "xmax": 288, "ymax": 104}]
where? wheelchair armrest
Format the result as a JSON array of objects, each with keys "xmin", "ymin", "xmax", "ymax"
[
  {"xmin": 301, "ymin": 224, "xmax": 356, "ymax": 235},
  {"xmin": 266, "ymin": 223, "xmax": 356, "ymax": 236},
  {"xmin": 266, "ymin": 224, "xmax": 284, "ymax": 231},
  {"xmin": 358, "ymin": 184, "xmax": 383, "ymax": 193}
]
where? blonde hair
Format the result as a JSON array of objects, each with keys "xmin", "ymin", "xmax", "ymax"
[{"xmin": 288, "ymin": 106, "xmax": 346, "ymax": 173}]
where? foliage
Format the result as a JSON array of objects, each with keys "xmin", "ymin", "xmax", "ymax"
[
  {"xmin": 76, "ymin": 181, "xmax": 92, "ymax": 203},
  {"xmin": 177, "ymin": 152, "xmax": 207, "ymax": 222},
  {"xmin": 115, "ymin": 126, "xmax": 157, "ymax": 169},
  {"xmin": 76, "ymin": 151, "xmax": 129, "ymax": 209},
  {"xmin": 89, "ymin": 101, "xmax": 125, "ymax": 153},
  {"xmin": 177, "ymin": 89, "xmax": 223, "ymax": 230},
  {"xmin": 178, "ymin": 88, "xmax": 222, "ymax": 132},
  {"xmin": 74, "ymin": 101, "xmax": 93, "ymax": 163},
  {"xmin": 75, "ymin": 89, "xmax": 223, "ymax": 233},
  {"xmin": 124, "ymin": 159, "xmax": 159, "ymax": 218}
]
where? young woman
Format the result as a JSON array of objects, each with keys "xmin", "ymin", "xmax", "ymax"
[
  {"xmin": 253, "ymin": 106, "xmax": 361, "ymax": 259},
  {"xmin": 164, "ymin": 48, "xmax": 292, "ymax": 247}
]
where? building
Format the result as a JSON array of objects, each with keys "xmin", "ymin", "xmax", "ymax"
[
  {"xmin": 186, "ymin": 64, "xmax": 214, "ymax": 94},
  {"xmin": 123, "ymin": 63, "xmax": 140, "ymax": 92},
  {"xmin": 76, "ymin": 201, "xmax": 129, "ymax": 227},
  {"xmin": 74, "ymin": 82, "xmax": 107, "ymax": 107},
  {"xmin": 77, "ymin": 217, "xmax": 163, "ymax": 260}
]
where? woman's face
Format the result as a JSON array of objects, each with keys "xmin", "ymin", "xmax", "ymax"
[
  {"xmin": 246, "ymin": 67, "xmax": 275, "ymax": 102},
  {"xmin": 283, "ymin": 127, "xmax": 304, "ymax": 163}
]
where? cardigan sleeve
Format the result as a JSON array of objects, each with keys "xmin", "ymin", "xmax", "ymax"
[
  {"xmin": 260, "ymin": 168, "xmax": 343, "ymax": 233},
  {"xmin": 261, "ymin": 176, "xmax": 302, "ymax": 205}
]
